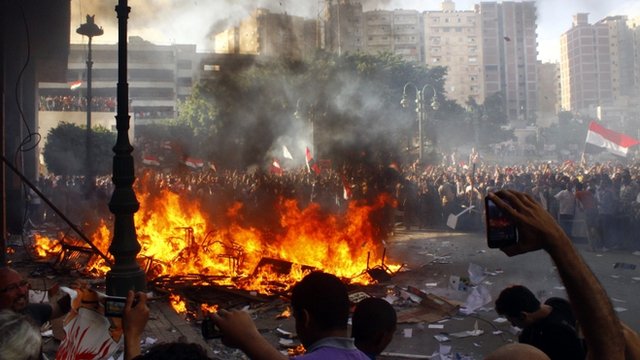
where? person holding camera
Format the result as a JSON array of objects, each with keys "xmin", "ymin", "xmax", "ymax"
[
  {"xmin": 209, "ymin": 271, "xmax": 370, "ymax": 360},
  {"xmin": 486, "ymin": 190, "xmax": 640, "ymax": 360}
]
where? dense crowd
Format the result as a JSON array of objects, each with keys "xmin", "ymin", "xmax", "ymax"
[
  {"xmin": 28, "ymin": 153, "xmax": 640, "ymax": 252},
  {"xmin": 39, "ymin": 95, "xmax": 117, "ymax": 112}
]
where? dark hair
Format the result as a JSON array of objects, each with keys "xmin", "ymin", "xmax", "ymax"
[
  {"xmin": 495, "ymin": 285, "xmax": 541, "ymax": 317},
  {"xmin": 291, "ymin": 271, "xmax": 350, "ymax": 331},
  {"xmin": 134, "ymin": 342, "xmax": 211, "ymax": 360},
  {"xmin": 352, "ymin": 297, "xmax": 397, "ymax": 343}
]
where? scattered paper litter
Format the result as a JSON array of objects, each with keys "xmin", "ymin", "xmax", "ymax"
[
  {"xmin": 434, "ymin": 334, "xmax": 450, "ymax": 342},
  {"xmin": 493, "ymin": 317, "xmax": 508, "ymax": 323},
  {"xmin": 428, "ymin": 324, "xmax": 444, "ymax": 329},
  {"xmin": 614, "ymin": 307, "xmax": 628, "ymax": 313}
]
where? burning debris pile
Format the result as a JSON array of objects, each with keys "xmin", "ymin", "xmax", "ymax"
[{"xmin": 32, "ymin": 174, "xmax": 402, "ymax": 311}]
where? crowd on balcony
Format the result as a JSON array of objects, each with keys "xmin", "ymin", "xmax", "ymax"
[{"xmin": 39, "ymin": 95, "xmax": 116, "ymax": 112}]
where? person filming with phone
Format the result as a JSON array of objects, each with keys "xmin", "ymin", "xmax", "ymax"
[{"xmin": 484, "ymin": 190, "xmax": 640, "ymax": 360}]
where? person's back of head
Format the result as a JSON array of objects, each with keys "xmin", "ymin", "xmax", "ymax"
[
  {"xmin": 485, "ymin": 343, "xmax": 551, "ymax": 360},
  {"xmin": 0, "ymin": 310, "xmax": 42, "ymax": 360},
  {"xmin": 291, "ymin": 271, "xmax": 350, "ymax": 339},
  {"xmin": 352, "ymin": 297, "xmax": 397, "ymax": 356},
  {"xmin": 133, "ymin": 342, "xmax": 211, "ymax": 360},
  {"xmin": 495, "ymin": 285, "xmax": 540, "ymax": 327}
]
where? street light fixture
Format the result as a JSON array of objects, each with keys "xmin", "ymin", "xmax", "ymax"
[
  {"xmin": 401, "ymin": 83, "xmax": 438, "ymax": 163},
  {"xmin": 76, "ymin": 15, "xmax": 103, "ymax": 194}
]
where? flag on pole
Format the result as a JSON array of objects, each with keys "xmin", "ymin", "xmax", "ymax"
[
  {"xmin": 305, "ymin": 147, "xmax": 320, "ymax": 175},
  {"xmin": 585, "ymin": 121, "xmax": 640, "ymax": 157},
  {"xmin": 282, "ymin": 145, "xmax": 293, "ymax": 160},
  {"xmin": 69, "ymin": 80, "xmax": 82, "ymax": 90},
  {"xmin": 270, "ymin": 159, "xmax": 283, "ymax": 175}
]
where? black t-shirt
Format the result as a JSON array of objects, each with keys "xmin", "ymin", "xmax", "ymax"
[
  {"xmin": 519, "ymin": 297, "xmax": 586, "ymax": 360},
  {"xmin": 25, "ymin": 303, "xmax": 53, "ymax": 326}
]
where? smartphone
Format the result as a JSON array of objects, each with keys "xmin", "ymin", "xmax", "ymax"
[
  {"xmin": 104, "ymin": 296, "xmax": 127, "ymax": 318},
  {"xmin": 485, "ymin": 196, "xmax": 518, "ymax": 248},
  {"xmin": 201, "ymin": 316, "xmax": 223, "ymax": 339}
]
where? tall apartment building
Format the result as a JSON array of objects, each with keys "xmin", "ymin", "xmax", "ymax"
[
  {"xmin": 424, "ymin": 1, "xmax": 483, "ymax": 106},
  {"xmin": 39, "ymin": 36, "xmax": 201, "ymax": 123},
  {"xmin": 600, "ymin": 16, "xmax": 635, "ymax": 103},
  {"xmin": 214, "ymin": 9, "xmax": 318, "ymax": 60},
  {"xmin": 362, "ymin": 9, "xmax": 423, "ymax": 63},
  {"xmin": 536, "ymin": 61, "xmax": 560, "ymax": 127},
  {"xmin": 631, "ymin": 17, "xmax": 640, "ymax": 99},
  {"xmin": 479, "ymin": 1, "xmax": 538, "ymax": 125},
  {"xmin": 560, "ymin": 14, "xmax": 613, "ymax": 114},
  {"xmin": 323, "ymin": 1, "xmax": 365, "ymax": 55}
]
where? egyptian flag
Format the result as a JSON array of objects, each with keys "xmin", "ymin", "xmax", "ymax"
[
  {"xmin": 184, "ymin": 157, "xmax": 204, "ymax": 169},
  {"xmin": 69, "ymin": 80, "xmax": 82, "ymax": 90},
  {"xmin": 305, "ymin": 147, "xmax": 320, "ymax": 175},
  {"xmin": 585, "ymin": 121, "xmax": 640, "ymax": 157},
  {"xmin": 142, "ymin": 155, "xmax": 160, "ymax": 166},
  {"xmin": 271, "ymin": 159, "xmax": 283, "ymax": 176}
]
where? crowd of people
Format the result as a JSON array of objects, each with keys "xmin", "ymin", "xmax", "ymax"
[
  {"xmin": 28, "ymin": 152, "xmax": 640, "ymax": 253},
  {"xmin": 5, "ymin": 151, "xmax": 640, "ymax": 358},
  {"xmin": 38, "ymin": 95, "xmax": 174, "ymax": 119},
  {"xmin": 39, "ymin": 95, "xmax": 117, "ymax": 113}
]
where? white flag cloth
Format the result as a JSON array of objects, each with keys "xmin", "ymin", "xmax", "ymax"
[{"xmin": 283, "ymin": 145, "xmax": 293, "ymax": 160}]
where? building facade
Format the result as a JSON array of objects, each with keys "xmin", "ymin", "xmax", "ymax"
[
  {"xmin": 480, "ymin": 1, "xmax": 538, "ymax": 125},
  {"xmin": 215, "ymin": 9, "xmax": 317, "ymax": 60},
  {"xmin": 39, "ymin": 36, "xmax": 201, "ymax": 124},
  {"xmin": 560, "ymin": 13, "xmax": 613, "ymax": 114},
  {"xmin": 424, "ymin": 1, "xmax": 483, "ymax": 106},
  {"xmin": 536, "ymin": 61, "xmax": 560, "ymax": 127}
]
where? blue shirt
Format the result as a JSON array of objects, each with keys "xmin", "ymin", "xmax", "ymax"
[{"xmin": 295, "ymin": 337, "xmax": 370, "ymax": 360}]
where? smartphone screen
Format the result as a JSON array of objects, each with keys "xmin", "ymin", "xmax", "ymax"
[
  {"xmin": 485, "ymin": 197, "xmax": 518, "ymax": 248},
  {"xmin": 104, "ymin": 296, "xmax": 127, "ymax": 318}
]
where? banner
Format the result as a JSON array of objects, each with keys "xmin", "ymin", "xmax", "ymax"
[{"xmin": 585, "ymin": 121, "xmax": 640, "ymax": 157}]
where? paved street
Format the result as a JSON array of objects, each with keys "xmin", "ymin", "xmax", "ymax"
[
  {"xmin": 15, "ymin": 227, "xmax": 640, "ymax": 359},
  {"xmin": 377, "ymin": 228, "xmax": 640, "ymax": 358}
]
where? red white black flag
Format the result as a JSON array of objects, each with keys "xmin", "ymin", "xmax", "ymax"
[
  {"xmin": 305, "ymin": 147, "xmax": 320, "ymax": 175},
  {"xmin": 585, "ymin": 121, "xmax": 640, "ymax": 157}
]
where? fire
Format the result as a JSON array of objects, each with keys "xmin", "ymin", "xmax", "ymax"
[
  {"xmin": 200, "ymin": 303, "xmax": 219, "ymax": 315},
  {"xmin": 33, "ymin": 233, "xmax": 62, "ymax": 257},
  {"xmin": 32, "ymin": 175, "xmax": 400, "ymax": 299},
  {"xmin": 169, "ymin": 294, "xmax": 187, "ymax": 314}
]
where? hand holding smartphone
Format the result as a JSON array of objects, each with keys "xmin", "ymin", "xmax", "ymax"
[{"xmin": 485, "ymin": 195, "xmax": 518, "ymax": 248}]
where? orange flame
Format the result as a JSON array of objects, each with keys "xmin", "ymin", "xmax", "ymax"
[
  {"xmin": 33, "ymin": 233, "xmax": 62, "ymax": 257},
  {"xmin": 33, "ymin": 176, "xmax": 400, "ymax": 297},
  {"xmin": 169, "ymin": 294, "xmax": 187, "ymax": 314}
]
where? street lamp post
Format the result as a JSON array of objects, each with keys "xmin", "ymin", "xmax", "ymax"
[
  {"xmin": 76, "ymin": 15, "xmax": 103, "ymax": 194},
  {"xmin": 106, "ymin": 0, "xmax": 146, "ymax": 296},
  {"xmin": 401, "ymin": 83, "xmax": 438, "ymax": 163}
]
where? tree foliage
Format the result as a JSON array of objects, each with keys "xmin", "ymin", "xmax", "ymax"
[
  {"xmin": 43, "ymin": 122, "xmax": 116, "ymax": 176},
  {"xmin": 176, "ymin": 51, "xmax": 449, "ymax": 168}
]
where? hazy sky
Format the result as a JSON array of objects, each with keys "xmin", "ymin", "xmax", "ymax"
[{"xmin": 71, "ymin": 0, "xmax": 640, "ymax": 62}]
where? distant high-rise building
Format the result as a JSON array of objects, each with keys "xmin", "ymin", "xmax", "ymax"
[
  {"xmin": 560, "ymin": 13, "xmax": 613, "ymax": 114},
  {"xmin": 214, "ymin": 8, "xmax": 317, "ymax": 60},
  {"xmin": 599, "ymin": 16, "xmax": 635, "ymax": 102},
  {"xmin": 424, "ymin": 1, "xmax": 483, "ymax": 106},
  {"xmin": 480, "ymin": 1, "xmax": 538, "ymax": 124},
  {"xmin": 362, "ymin": 9, "xmax": 423, "ymax": 62},
  {"xmin": 536, "ymin": 61, "xmax": 560, "ymax": 127},
  {"xmin": 323, "ymin": 0, "xmax": 365, "ymax": 55}
]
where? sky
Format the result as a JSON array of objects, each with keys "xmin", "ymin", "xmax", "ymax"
[{"xmin": 70, "ymin": 0, "xmax": 640, "ymax": 63}]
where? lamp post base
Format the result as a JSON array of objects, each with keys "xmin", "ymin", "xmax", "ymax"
[{"xmin": 106, "ymin": 269, "xmax": 146, "ymax": 296}]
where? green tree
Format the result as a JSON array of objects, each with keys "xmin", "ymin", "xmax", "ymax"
[
  {"xmin": 179, "ymin": 51, "xmax": 449, "ymax": 168},
  {"xmin": 43, "ymin": 122, "xmax": 116, "ymax": 176}
]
